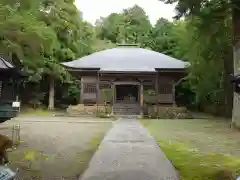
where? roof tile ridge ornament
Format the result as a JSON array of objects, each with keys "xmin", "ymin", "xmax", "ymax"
[{"xmin": 116, "ymin": 43, "xmax": 140, "ymax": 47}]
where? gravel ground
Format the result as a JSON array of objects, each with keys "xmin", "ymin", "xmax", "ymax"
[{"xmin": 0, "ymin": 116, "xmax": 112, "ymax": 180}]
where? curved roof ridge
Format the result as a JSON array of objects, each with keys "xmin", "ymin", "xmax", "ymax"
[{"xmin": 62, "ymin": 47, "xmax": 189, "ymax": 72}]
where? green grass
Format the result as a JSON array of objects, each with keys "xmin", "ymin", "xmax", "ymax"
[
  {"xmin": 141, "ymin": 119, "xmax": 240, "ymax": 180},
  {"xmin": 19, "ymin": 108, "xmax": 55, "ymax": 116},
  {"xmin": 74, "ymin": 133, "xmax": 105, "ymax": 176}
]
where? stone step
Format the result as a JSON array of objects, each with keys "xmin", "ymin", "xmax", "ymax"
[{"xmin": 113, "ymin": 103, "xmax": 140, "ymax": 115}]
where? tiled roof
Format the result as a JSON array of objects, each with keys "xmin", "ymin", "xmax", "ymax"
[{"xmin": 62, "ymin": 47, "xmax": 189, "ymax": 72}]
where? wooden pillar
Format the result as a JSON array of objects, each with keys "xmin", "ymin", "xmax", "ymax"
[
  {"xmin": 172, "ymin": 80, "xmax": 176, "ymax": 106},
  {"xmin": 48, "ymin": 78, "xmax": 55, "ymax": 110},
  {"xmin": 80, "ymin": 80, "xmax": 83, "ymax": 104},
  {"xmin": 140, "ymin": 81, "xmax": 144, "ymax": 116},
  {"xmin": 96, "ymin": 72, "xmax": 100, "ymax": 114},
  {"xmin": 112, "ymin": 82, "xmax": 115, "ymax": 105},
  {"xmin": 111, "ymin": 81, "xmax": 115, "ymax": 115},
  {"xmin": 156, "ymin": 72, "xmax": 159, "ymax": 118}
]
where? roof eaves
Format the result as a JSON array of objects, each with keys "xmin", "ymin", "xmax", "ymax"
[
  {"xmin": 61, "ymin": 62, "xmax": 101, "ymax": 71},
  {"xmin": 98, "ymin": 70, "xmax": 156, "ymax": 74},
  {"xmin": 0, "ymin": 56, "xmax": 14, "ymax": 69},
  {"xmin": 155, "ymin": 68, "xmax": 188, "ymax": 72},
  {"xmin": 67, "ymin": 67, "xmax": 101, "ymax": 72}
]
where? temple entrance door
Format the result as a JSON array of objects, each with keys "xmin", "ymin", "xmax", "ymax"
[
  {"xmin": 115, "ymin": 84, "xmax": 139, "ymax": 103},
  {"xmin": 113, "ymin": 84, "xmax": 141, "ymax": 115}
]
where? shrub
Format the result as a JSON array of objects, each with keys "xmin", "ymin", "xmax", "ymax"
[
  {"xmin": 67, "ymin": 104, "xmax": 112, "ymax": 116},
  {"xmin": 143, "ymin": 105, "xmax": 193, "ymax": 119}
]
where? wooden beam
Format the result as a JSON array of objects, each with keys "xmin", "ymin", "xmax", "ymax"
[
  {"xmin": 96, "ymin": 72, "xmax": 100, "ymax": 114},
  {"xmin": 111, "ymin": 81, "xmax": 115, "ymax": 115},
  {"xmin": 140, "ymin": 81, "xmax": 144, "ymax": 117},
  {"xmin": 156, "ymin": 72, "xmax": 159, "ymax": 118},
  {"xmin": 80, "ymin": 79, "xmax": 83, "ymax": 104},
  {"xmin": 172, "ymin": 80, "xmax": 176, "ymax": 106}
]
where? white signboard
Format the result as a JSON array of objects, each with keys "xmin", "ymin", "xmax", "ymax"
[{"xmin": 12, "ymin": 101, "xmax": 20, "ymax": 108}]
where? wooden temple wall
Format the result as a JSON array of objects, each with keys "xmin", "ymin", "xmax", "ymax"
[{"xmin": 79, "ymin": 74, "xmax": 175, "ymax": 105}]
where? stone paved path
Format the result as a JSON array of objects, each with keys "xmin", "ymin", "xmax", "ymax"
[{"xmin": 80, "ymin": 118, "xmax": 179, "ymax": 180}]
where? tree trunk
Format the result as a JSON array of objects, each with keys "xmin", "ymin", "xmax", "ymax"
[
  {"xmin": 223, "ymin": 50, "xmax": 234, "ymax": 118},
  {"xmin": 48, "ymin": 78, "xmax": 55, "ymax": 110},
  {"xmin": 232, "ymin": 0, "xmax": 240, "ymax": 127}
]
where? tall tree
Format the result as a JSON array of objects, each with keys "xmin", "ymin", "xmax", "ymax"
[
  {"xmin": 96, "ymin": 5, "xmax": 152, "ymax": 46},
  {"xmin": 38, "ymin": 0, "xmax": 94, "ymax": 109},
  {"xmin": 0, "ymin": 0, "xmax": 94, "ymax": 109},
  {"xmin": 0, "ymin": 1, "xmax": 59, "ymax": 80},
  {"xmin": 160, "ymin": 0, "xmax": 235, "ymax": 118},
  {"xmin": 232, "ymin": 0, "xmax": 240, "ymax": 127},
  {"xmin": 147, "ymin": 18, "xmax": 187, "ymax": 58},
  {"xmin": 95, "ymin": 13, "xmax": 125, "ymax": 43},
  {"xmin": 122, "ymin": 5, "xmax": 152, "ymax": 45}
]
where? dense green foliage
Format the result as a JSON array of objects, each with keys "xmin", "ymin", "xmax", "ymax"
[
  {"xmin": 0, "ymin": 0, "xmax": 95, "ymax": 109},
  {"xmin": 158, "ymin": 0, "xmax": 237, "ymax": 117},
  {"xmin": 0, "ymin": 0, "xmax": 236, "ymax": 117}
]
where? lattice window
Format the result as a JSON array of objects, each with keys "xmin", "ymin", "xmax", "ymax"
[
  {"xmin": 99, "ymin": 81, "xmax": 111, "ymax": 89},
  {"xmin": 83, "ymin": 83, "xmax": 96, "ymax": 93},
  {"xmin": 159, "ymin": 82, "xmax": 173, "ymax": 94}
]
